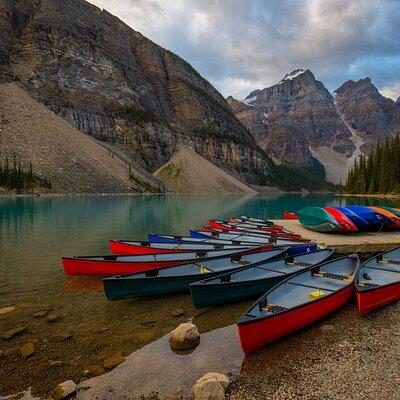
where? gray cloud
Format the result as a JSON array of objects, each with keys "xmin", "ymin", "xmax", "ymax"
[{"xmin": 88, "ymin": 0, "xmax": 400, "ymax": 99}]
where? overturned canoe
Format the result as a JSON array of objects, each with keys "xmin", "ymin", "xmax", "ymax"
[
  {"xmin": 324, "ymin": 207, "xmax": 358, "ymax": 233},
  {"xmin": 356, "ymin": 246, "xmax": 400, "ymax": 316},
  {"xmin": 368, "ymin": 206, "xmax": 400, "ymax": 229},
  {"xmin": 345, "ymin": 205, "xmax": 391, "ymax": 230},
  {"xmin": 237, "ymin": 254, "xmax": 359, "ymax": 354},
  {"xmin": 376, "ymin": 206, "xmax": 400, "ymax": 218},
  {"xmin": 296, "ymin": 207, "xmax": 343, "ymax": 233},
  {"xmin": 334, "ymin": 206, "xmax": 369, "ymax": 230},
  {"xmin": 62, "ymin": 248, "xmax": 254, "ymax": 276},
  {"xmin": 103, "ymin": 247, "xmax": 289, "ymax": 300},
  {"xmin": 109, "ymin": 240, "xmax": 252, "ymax": 255},
  {"xmin": 190, "ymin": 249, "xmax": 334, "ymax": 308},
  {"xmin": 283, "ymin": 211, "xmax": 298, "ymax": 220}
]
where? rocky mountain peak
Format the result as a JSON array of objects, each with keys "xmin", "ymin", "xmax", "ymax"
[
  {"xmin": 278, "ymin": 68, "xmax": 310, "ymax": 83},
  {"xmin": 396, "ymin": 96, "xmax": 400, "ymax": 106},
  {"xmin": 334, "ymin": 77, "xmax": 383, "ymax": 105},
  {"xmin": 334, "ymin": 77, "xmax": 400, "ymax": 150}
]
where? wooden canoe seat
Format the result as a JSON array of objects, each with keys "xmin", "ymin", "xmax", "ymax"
[
  {"xmin": 359, "ymin": 282, "xmax": 380, "ymax": 288},
  {"xmin": 286, "ymin": 261, "xmax": 311, "ymax": 267},
  {"xmin": 379, "ymin": 258, "xmax": 400, "ymax": 265},
  {"xmin": 314, "ymin": 271, "xmax": 353, "ymax": 282},
  {"xmin": 260, "ymin": 303, "xmax": 288, "ymax": 313},
  {"xmin": 259, "ymin": 299, "xmax": 288, "ymax": 313}
]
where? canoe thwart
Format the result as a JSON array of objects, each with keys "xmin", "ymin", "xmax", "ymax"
[{"xmin": 313, "ymin": 271, "xmax": 353, "ymax": 282}]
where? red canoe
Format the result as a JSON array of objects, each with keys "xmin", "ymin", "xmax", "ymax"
[
  {"xmin": 356, "ymin": 247, "xmax": 400, "ymax": 316},
  {"xmin": 324, "ymin": 207, "xmax": 358, "ymax": 233},
  {"xmin": 61, "ymin": 247, "xmax": 265, "ymax": 276},
  {"xmin": 283, "ymin": 211, "xmax": 298, "ymax": 220},
  {"xmin": 208, "ymin": 220, "xmax": 284, "ymax": 233},
  {"xmin": 109, "ymin": 240, "xmax": 251, "ymax": 255},
  {"xmin": 237, "ymin": 255, "xmax": 358, "ymax": 354}
]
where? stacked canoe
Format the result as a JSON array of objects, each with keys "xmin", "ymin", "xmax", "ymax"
[
  {"xmin": 289, "ymin": 205, "xmax": 400, "ymax": 233},
  {"xmin": 61, "ymin": 214, "xmax": 400, "ymax": 356}
]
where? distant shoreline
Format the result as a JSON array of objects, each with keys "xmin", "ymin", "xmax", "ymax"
[{"xmin": 337, "ymin": 193, "xmax": 400, "ymax": 199}]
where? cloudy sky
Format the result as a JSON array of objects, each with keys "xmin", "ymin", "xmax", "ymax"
[{"xmin": 88, "ymin": 0, "xmax": 400, "ymax": 100}]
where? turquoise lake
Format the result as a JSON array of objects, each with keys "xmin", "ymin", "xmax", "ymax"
[{"xmin": 1, "ymin": 193, "xmax": 400, "ymax": 396}]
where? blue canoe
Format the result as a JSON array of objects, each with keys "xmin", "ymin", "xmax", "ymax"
[
  {"xmin": 148, "ymin": 233, "xmax": 318, "ymax": 256},
  {"xmin": 334, "ymin": 207, "xmax": 370, "ymax": 230},
  {"xmin": 345, "ymin": 205, "xmax": 391, "ymax": 230}
]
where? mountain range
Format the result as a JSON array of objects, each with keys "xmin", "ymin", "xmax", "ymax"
[
  {"xmin": 228, "ymin": 70, "xmax": 400, "ymax": 184},
  {"xmin": 1, "ymin": 0, "xmax": 399, "ymax": 193}
]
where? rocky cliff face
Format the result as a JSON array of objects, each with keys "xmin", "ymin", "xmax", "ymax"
[
  {"xmin": 244, "ymin": 69, "xmax": 354, "ymax": 156},
  {"xmin": 0, "ymin": 0, "xmax": 275, "ymax": 185},
  {"xmin": 335, "ymin": 78, "xmax": 400, "ymax": 152}
]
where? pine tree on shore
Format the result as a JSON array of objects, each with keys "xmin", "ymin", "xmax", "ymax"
[{"xmin": 345, "ymin": 134, "xmax": 400, "ymax": 194}]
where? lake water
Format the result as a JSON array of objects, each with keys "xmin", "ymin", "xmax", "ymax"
[{"xmin": 1, "ymin": 193, "xmax": 399, "ymax": 397}]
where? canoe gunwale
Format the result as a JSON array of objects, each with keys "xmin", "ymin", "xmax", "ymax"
[
  {"xmin": 103, "ymin": 246, "xmax": 291, "ymax": 282},
  {"xmin": 355, "ymin": 245, "xmax": 400, "ymax": 293},
  {"xmin": 190, "ymin": 249, "xmax": 335, "ymax": 288},
  {"xmin": 238, "ymin": 254, "xmax": 357, "ymax": 326}
]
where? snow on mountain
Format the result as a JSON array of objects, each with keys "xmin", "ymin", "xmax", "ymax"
[{"xmin": 279, "ymin": 69, "xmax": 307, "ymax": 83}]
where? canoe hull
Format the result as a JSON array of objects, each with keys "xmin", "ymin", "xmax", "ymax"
[
  {"xmin": 356, "ymin": 282, "xmax": 400, "ymax": 316},
  {"xmin": 110, "ymin": 240, "xmax": 187, "ymax": 255},
  {"xmin": 62, "ymin": 257, "xmax": 190, "ymax": 276},
  {"xmin": 238, "ymin": 285, "xmax": 354, "ymax": 355},
  {"xmin": 104, "ymin": 274, "xmax": 211, "ymax": 300},
  {"xmin": 190, "ymin": 275, "xmax": 284, "ymax": 309}
]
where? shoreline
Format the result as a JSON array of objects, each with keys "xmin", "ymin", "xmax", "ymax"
[{"xmin": 337, "ymin": 193, "xmax": 400, "ymax": 199}]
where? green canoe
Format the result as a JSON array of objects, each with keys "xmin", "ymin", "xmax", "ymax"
[
  {"xmin": 296, "ymin": 207, "xmax": 342, "ymax": 233},
  {"xmin": 190, "ymin": 249, "xmax": 334, "ymax": 308}
]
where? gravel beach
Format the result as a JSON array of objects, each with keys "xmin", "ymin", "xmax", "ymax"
[{"xmin": 227, "ymin": 302, "xmax": 400, "ymax": 400}]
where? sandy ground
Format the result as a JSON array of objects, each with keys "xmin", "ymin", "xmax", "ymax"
[
  {"xmin": 0, "ymin": 83, "xmax": 136, "ymax": 193},
  {"xmin": 228, "ymin": 302, "xmax": 400, "ymax": 400},
  {"xmin": 154, "ymin": 145, "xmax": 256, "ymax": 194}
]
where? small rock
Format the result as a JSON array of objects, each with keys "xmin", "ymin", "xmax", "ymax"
[
  {"xmin": 2, "ymin": 326, "xmax": 27, "ymax": 339},
  {"xmin": 20, "ymin": 342, "xmax": 35, "ymax": 358},
  {"xmin": 52, "ymin": 380, "xmax": 76, "ymax": 400},
  {"xmin": 46, "ymin": 313, "xmax": 62, "ymax": 322},
  {"xmin": 170, "ymin": 308, "xmax": 185, "ymax": 317},
  {"xmin": 320, "ymin": 324, "xmax": 335, "ymax": 333},
  {"xmin": 169, "ymin": 322, "xmax": 200, "ymax": 351},
  {"xmin": 192, "ymin": 372, "xmax": 229, "ymax": 400},
  {"xmin": 49, "ymin": 360, "xmax": 63, "ymax": 367},
  {"xmin": 34, "ymin": 310, "xmax": 49, "ymax": 318},
  {"xmin": 103, "ymin": 352, "xmax": 125, "ymax": 369},
  {"xmin": 83, "ymin": 364, "xmax": 105, "ymax": 376},
  {"xmin": 47, "ymin": 333, "xmax": 72, "ymax": 343},
  {"xmin": 141, "ymin": 319, "xmax": 156, "ymax": 325}
]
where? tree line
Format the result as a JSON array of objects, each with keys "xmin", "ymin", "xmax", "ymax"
[
  {"xmin": 345, "ymin": 134, "xmax": 400, "ymax": 194},
  {"xmin": 0, "ymin": 155, "xmax": 51, "ymax": 191}
]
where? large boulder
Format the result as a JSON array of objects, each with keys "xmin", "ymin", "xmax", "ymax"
[
  {"xmin": 169, "ymin": 322, "xmax": 200, "ymax": 351},
  {"xmin": 192, "ymin": 372, "xmax": 230, "ymax": 400}
]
